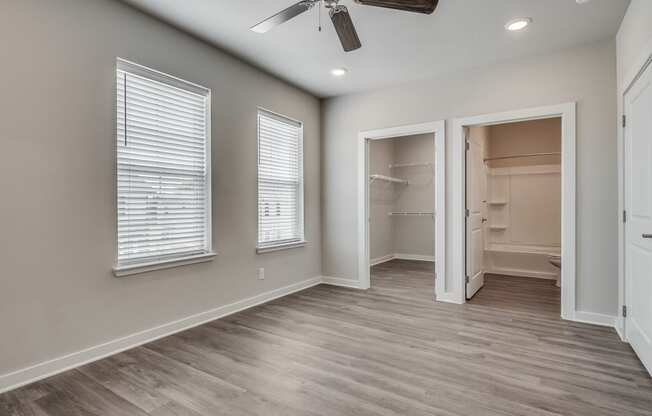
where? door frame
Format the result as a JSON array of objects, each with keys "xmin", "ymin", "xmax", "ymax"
[
  {"xmin": 357, "ymin": 121, "xmax": 446, "ymax": 297},
  {"xmin": 452, "ymin": 103, "xmax": 576, "ymax": 320},
  {"xmin": 618, "ymin": 46, "xmax": 652, "ymax": 342}
]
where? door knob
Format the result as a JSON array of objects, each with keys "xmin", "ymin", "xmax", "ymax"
[
  {"xmin": 643, "ymin": 234, "xmax": 652, "ymax": 239},
  {"xmin": 482, "ymin": 218, "xmax": 488, "ymax": 223}
]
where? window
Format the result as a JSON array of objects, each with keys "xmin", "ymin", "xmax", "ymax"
[
  {"xmin": 257, "ymin": 109, "xmax": 305, "ymax": 252},
  {"xmin": 114, "ymin": 59, "xmax": 213, "ymax": 275}
]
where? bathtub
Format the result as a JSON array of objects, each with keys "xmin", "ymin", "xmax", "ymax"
[{"xmin": 485, "ymin": 244, "xmax": 561, "ymax": 281}]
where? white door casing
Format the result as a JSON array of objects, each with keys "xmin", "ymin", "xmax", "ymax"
[
  {"xmin": 624, "ymin": 61, "xmax": 652, "ymax": 375},
  {"xmin": 452, "ymin": 103, "xmax": 575, "ymax": 318},
  {"xmin": 357, "ymin": 121, "xmax": 446, "ymax": 297},
  {"xmin": 466, "ymin": 129, "xmax": 486, "ymax": 298}
]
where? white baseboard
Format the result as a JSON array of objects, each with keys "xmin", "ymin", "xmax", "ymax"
[
  {"xmin": 370, "ymin": 254, "xmax": 394, "ymax": 266},
  {"xmin": 486, "ymin": 267, "xmax": 557, "ymax": 280},
  {"xmin": 0, "ymin": 276, "xmax": 322, "ymax": 394},
  {"xmin": 435, "ymin": 291, "xmax": 464, "ymax": 304},
  {"xmin": 572, "ymin": 311, "xmax": 616, "ymax": 328},
  {"xmin": 320, "ymin": 276, "xmax": 364, "ymax": 289},
  {"xmin": 393, "ymin": 253, "xmax": 435, "ymax": 262},
  {"xmin": 614, "ymin": 317, "xmax": 626, "ymax": 341},
  {"xmin": 370, "ymin": 253, "xmax": 435, "ymax": 266},
  {"xmin": 1, "ymin": 273, "xmax": 619, "ymax": 395}
]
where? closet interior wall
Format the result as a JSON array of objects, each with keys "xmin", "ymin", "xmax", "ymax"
[{"xmin": 369, "ymin": 134, "xmax": 435, "ymax": 266}]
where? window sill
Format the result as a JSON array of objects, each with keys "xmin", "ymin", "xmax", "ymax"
[
  {"xmin": 113, "ymin": 252, "xmax": 217, "ymax": 277},
  {"xmin": 256, "ymin": 241, "xmax": 307, "ymax": 254}
]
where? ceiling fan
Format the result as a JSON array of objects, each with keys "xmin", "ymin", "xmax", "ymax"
[{"xmin": 250, "ymin": 0, "xmax": 439, "ymax": 52}]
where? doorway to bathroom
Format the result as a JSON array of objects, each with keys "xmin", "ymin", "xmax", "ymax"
[
  {"xmin": 452, "ymin": 103, "xmax": 576, "ymax": 320},
  {"xmin": 465, "ymin": 118, "xmax": 562, "ymax": 314}
]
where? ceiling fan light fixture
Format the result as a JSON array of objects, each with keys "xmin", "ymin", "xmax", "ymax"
[
  {"xmin": 505, "ymin": 17, "xmax": 532, "ymax": 32},
  {"xmin": 331, "ymin": 68, "xmax": 348, "ymax": 77}
]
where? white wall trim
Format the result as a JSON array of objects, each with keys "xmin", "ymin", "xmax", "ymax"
[
  {"xmin": 487, "ymin": 268, "xmax": 558, "ymax": 280},
  {"xmin": 0, "ymin": 276, "xmax": 323, "ymax": 394},
  {"xmin": 393, "ymin": 253, "xmax": 436, "ymax": 262},
  {"xmin": 321, "ymin": 276, "xmax": 365, "ymax": 289},
  {"xmin": 370, "ymin": 254, "xmax": 395, "ymax": 266},
  {"xmin": 615, "ymin": 317, "xmax": 626, "ymax": 341},
  {"xmin": 358, "ymin": 120, "xmax": 446, "ymax": 299},
  {"xmin": 573, "ymin": 311, "xmax": 616, "ymax": 328},
  {"xmin": 451, "ymin": 103, "xmax": 577, "ymax": 320},
  {"xmin": 371, "ymin": 253, "xmax": 435, "ymax": 266}
]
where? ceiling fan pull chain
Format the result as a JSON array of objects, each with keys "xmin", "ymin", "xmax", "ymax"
[{"xmin": 318, "ymin": 0, "xmax": 322, "ymax": 32}]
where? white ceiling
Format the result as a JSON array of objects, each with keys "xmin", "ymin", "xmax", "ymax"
[{"xmin": 122, "ymin": 0, "xmax": 629, "ymax": 98}]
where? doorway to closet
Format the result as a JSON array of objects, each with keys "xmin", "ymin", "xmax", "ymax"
[
  {"xmin": 465, "ymin": 117, "xmax": 563, "ymax": 313},
  {"xmin": 357, "ymin": 121, "xmax": 445, "ymax": 298},
  {"xmin": 369, "ymin": 134, "xmax": 436, "ymax": 295}
]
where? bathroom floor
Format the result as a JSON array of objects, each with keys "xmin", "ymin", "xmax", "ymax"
[{"xmin": 469, "ymin": 273, "xmax": 561, "ymax": 316}]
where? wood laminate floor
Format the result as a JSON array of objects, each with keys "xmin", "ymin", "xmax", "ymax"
[{"xmin": 2, "ymin": 259, "xmax": 651, "ymax": 416}]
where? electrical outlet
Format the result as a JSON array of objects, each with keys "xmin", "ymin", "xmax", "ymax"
[{"xmin": 257, "ymin": 267, "xmax": 265, "ymax": 280}]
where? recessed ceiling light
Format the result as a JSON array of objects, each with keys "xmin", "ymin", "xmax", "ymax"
[
  {"xmin": 331, "ymin": 68, "xmax": 348, "ymax": 77},
  {"xmin": 505, "ymin": 17, "xmax": 532, "ymax": 32}
]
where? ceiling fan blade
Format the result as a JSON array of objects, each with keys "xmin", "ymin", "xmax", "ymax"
[
  {"xmin": 251, "ymin": 1, "xmax": 316, "ymax": 33},
  {"xmin": 330, "ymin": 6, "xmax": 362, "ymax": 52},
  {"xmin": 353, "ymin": 0, "xmax": 438, "ymax": 14}
]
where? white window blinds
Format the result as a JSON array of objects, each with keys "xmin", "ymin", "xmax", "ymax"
[
  {"xmin": 116, "ymin": 60, "xmax": 212, "ymax": 268},
  {"xmin": 257, "ymin": 109, "xmax": 304, "ymax": 249}
]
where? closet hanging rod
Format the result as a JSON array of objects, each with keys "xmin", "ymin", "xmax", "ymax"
[
  {"xmin": 388, "ymin": 212, "xmax": 435, "ymax": 217},
  {"xmin": 484, "ymin": 152, "xmax": 561, "ymax": 162},
  {"xmin": 369, "ymin": 174, "xmax": 409, "ymax": 185}
]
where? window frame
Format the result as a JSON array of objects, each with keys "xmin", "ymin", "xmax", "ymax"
[
  {"xmin": 113, "ymin": 58, "xmax": 214, "ymax": 276},
  {"xmin": 256, "ymin": 107, "xmax": 306, "ymax": 253}
]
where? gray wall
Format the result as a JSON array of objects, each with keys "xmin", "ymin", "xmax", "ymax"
[
  {"xmin": 0, "ymin": 0, "xmax": 321, "ymax": 376},
  {"xmin": 617, "ymin": 0, "xmax": 652, "ymax": 84},
  {"xmin": 369, "ymin": 139, "xmax": 395, "ymax": 261},
  {"xmin": 391, "ymin": 135, "xmax": 435, "ymax": 258},
  {"xmin": 487, "ymin": 118, "xmax": 562, "ymax": 168},
  {"xmin": 322, "ymin": 40, "xmax": 618, "ymax": 316},
  {"xmin": 369, "ymin": 134, "xmax": 435, "ymax": 262}
]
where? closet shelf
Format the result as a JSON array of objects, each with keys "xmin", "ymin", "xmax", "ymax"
[
  {"xmin": 484, "ymin": 152, "xmax": 561, "ymax": 163},
  {"xmin": 389, "ymin": 162, "xmax": 433, "ymax": 169},
  {"xmin": 369, "ymin": 174, "xmax": 408, "ymax": 185},
  {"xmin": 388, "ymin": 212, "xmax": 435, "ymax": 217}
]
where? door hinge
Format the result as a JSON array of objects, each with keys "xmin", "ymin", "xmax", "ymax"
[
  {"xmin": 465, "ymin": 141, "xmax": 470, "ymax": 151},
  {"xmin": 465, "ymin": 275, "xmax": 470, "ymax": 284},
  {"xmin": 622, "ymin": 305, "xmax": 627, "ymax": 317},
  {"xmin": 623, "ymin": 210, "xmax": 627, "ymax": 223},
  {"xmin": 465, "ymin": 208, "xmax": 470, "ymax": 217},
  {"xmin": 622, "ymin": 115, "xmax": 626, "ymax": 128}
]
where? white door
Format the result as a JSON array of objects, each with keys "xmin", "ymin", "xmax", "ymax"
[
  {"xmin": 625, "ymin": 61, "xmax": 652, "ymax": 375},
  {"xmin": 466, "ymin": 129, "xmax": 487, "ymax": 299}
]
